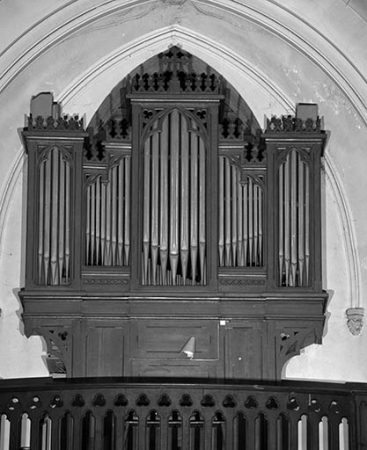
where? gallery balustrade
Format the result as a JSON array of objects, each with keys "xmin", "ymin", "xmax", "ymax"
[{"xmin": 0, "ymin": 378, "xmax": 365, "ymax": 449}]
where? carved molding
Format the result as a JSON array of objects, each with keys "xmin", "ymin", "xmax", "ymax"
[
  {"xmin": 83, "ymin": 277, "xmax": 129, "ymax": 285},
  {"xmin": 27, "ymin": 115, "xmax": 85, "ymax": 132},
  {"xmin": 219, "ymin": 277, "xmax": 266, "ymax": 286},
  {"xmin": 265, "ymin": 115, "xmax": 322, "ymax": 133},
  {"xmin": 346, "ymin": 307, "xmax": 364, "ymax": 335}
]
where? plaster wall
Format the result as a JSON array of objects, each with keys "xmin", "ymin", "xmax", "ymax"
[{"xmin": 0, "ymin": 0, "xmax": 366, "ymax": 381}]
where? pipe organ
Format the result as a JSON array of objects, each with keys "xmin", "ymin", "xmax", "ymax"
[{"xmin": 20, "ymin": 49, "xmax": 327, "ymax": 379}]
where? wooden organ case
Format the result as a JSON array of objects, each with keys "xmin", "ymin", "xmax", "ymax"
[{"xmin": 20, "ymin": 48, "xmax": 328, "ymax": 380}]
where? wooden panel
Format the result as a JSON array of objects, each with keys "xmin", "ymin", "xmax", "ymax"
[
  {"xmin": 131, "ymin": 359, "xmax": 217, "ymax": 378},
  {"xmin": 85, "ymin": 326, "xmax": 125, "ymax": 377},
  {"xmin": 130, "ymin": 320, "xmax": 218, "ymax": 360},
  {"xmin": 224, "ymin": 322, "xmax": 263, "ymax": 379},
  {"xmin": 129, "ymin": 319, "xmax": 220, "ymax": 378}
]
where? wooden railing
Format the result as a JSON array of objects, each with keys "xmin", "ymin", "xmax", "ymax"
[{"xmin": 0, "ymin": 378, "xmax": 365, "ymax": 449}]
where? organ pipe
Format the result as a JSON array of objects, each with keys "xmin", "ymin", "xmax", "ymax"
[
  {"xmin": 85, "ymin": 156, "xmax": 131, "ymax": 267},
  {"xmin": 105, "ymin": 166, "xmax": 112, "ymax": 265},
  {"xmin": 218, "ymin": 156, "xmax": 264, "ymax": 268},
  {"xmin": 180, "ymin": 114, "xmax": 189, "ymax": 284},
  {"xmin": 141, "ymin": 109, "xmax": 207, "ymax": 286},
  {"xmin": 169, "ymin": 109, "xmax": 180, "ymax": 285},
  {"xmin": 160, "ymin": 118, "xmax": 169, "ymax": 285},
  {"xmin": 218, "ymin": 157, "xmax": 224, "ymax": 266},
  {"xmin": 124, "ymin": 157, "xmax": 131, "ymax": 265},
  {"xmin": 190, "ymin": 123, "xmax": 199, "ymax": 285},
  {"xmin": 278, "ymin": 149, "xmax": 310, "ymax": 287},
  {"xmin": 38, "ymin": 147, "xmax": 71, "ymax": 285},
  {"xmin": 151, "ymin": 133, "xmax": 160, "ymax": 285},
  {"xmin": 199, "ymin": 132, "xmax": 206, "ymax": 284}
]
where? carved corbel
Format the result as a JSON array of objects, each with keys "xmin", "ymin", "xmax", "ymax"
[
  {"xmin": 276, "ymin": 322, "xmax": 324, "ymax": 378},
  {"xmin": 35, "ymin": 327, "xmax": 72, "ymax": 376},
  {"xmin": 346, "ymin": 307, "xmax": 364, "ymax": 335}
]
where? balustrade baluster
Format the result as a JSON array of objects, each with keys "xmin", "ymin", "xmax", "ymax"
[
  {"xmin": 0, "ymin": 414, "xmax": 10, "ymax": 450},
  {"xmin": 159, "ymin": 411, "xmax": 169, "ymax": 450},
  {"xmin": 328, "ymin": 416, "xmax": 340, "ymax": 450},
  {"xmin": 6, "ymin": 414, "xmax": 17, "ymax": 450},
  {"xmin": 5, "ymin": 415, "xmax": 13, "ymax": 450},
  {"xmin": 59, "ymin": 411, "xmax": 74, "ymax": 450},
  {"xmin": 203, "ymin": 410, "xmax": 212, "ymax": 450},
  {"xmin": 181, "ymin": 412, "xmax": 190, "ymax": 450},
  {"xmin": 309, "ymin": 414, "xmax": 320, "ymax": 450},
  {"xmin": 137, "ymin": 412, "xmax": 145, "ymax": 450},
  {"xmin": 20, "ymin": 413, "xmax": 31, "ymax": 450},
  {"xmin": 114, "ymin": 408, "xmax": 124, "ymax": 450},
  {"xmin": 276, "ymin": 414, "xmax": 289, "ymax": 450},
  {"xmin": 288, "ymin": 413, "xmax": 299, "ymax": 450},
  {"xmin": 245, "ymin": 409, "xmax": 256, "ymax": 450},
  {"xmin": 318, "ymin": 416, "xmax": 329, "ymax": 450},
  {"xmin": 94, "ymin": 412, "xmax": 104, "ymax": 450},
  {"xmin": 70, "ymin": 408, "xmax": 83, "ymax": 450},
  {"xmin": 298, "ymin": 415, "xmax": 309, "ymax": 450},
  {"xmin": 28, "ymin": 411, "xmax": 41, "ymax": 450},
  {"xmin": 50, "ymin": 413, "xmax": 59, "ymax": 450},
  {"xmin": 41, "ymin": 415, "xmax": 52, "ymax": 450},
  {"xmin": 339, "ymin": 418, "xmax": 349, "ymax": 450},
  {"xmin": 224, "ymin": 411, "xmax": 234, "ymax": 450},
  {"xmin": 267, "ymin": 412, "xmax": 277, "ymax": 450}
]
